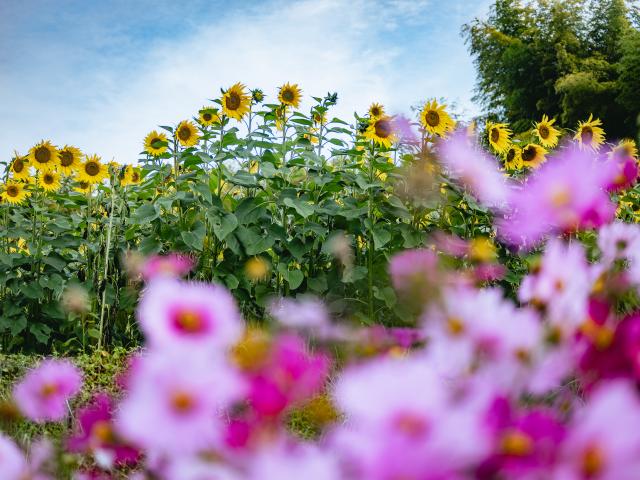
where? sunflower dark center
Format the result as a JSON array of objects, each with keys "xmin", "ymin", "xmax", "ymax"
[
  {"xmin": 151, "ymin": 138, "xmax": 162, "ymax": 147},
  {"xmin": 506, "ymin": 149, "xmax": 516, "ymax": 162},
  {"xmin": 43, "ymin": 174, "xmax": 54, "ymax": 184},
  {"xmin": 202, "ymin": 112, "xmax": 212, "ymax": 122},
  {"xmin": 581, "ymin": 126, "xmax": 593, "ymax": 143},
  {"xmin": 521, "ymin": 146, "xmax": 536, "ymax": 162},
  {"xmin": 79, "ymin": 182, "xmax": 89, "ymax": 189},
  {"xmin": 538, "ymin": 125, "xmax": 550, "ymax": 139},
  {"xmin": 282, "ymin": 89, "xmax": 295, "ymax": 102},
  {"xmin": 374, "ymin": 119, "xmax": 392, "ymax": 139},
  {"xmin": 371, "ymin": 107, "xmax": 381, "ymax": 117},
  {"xmin": 226, "ymin": 92, "xmax": 241, "ymax": 110},
  {"xmin": 85, "ymin": 162, "xmax": 100, "ymax": 176},
  {"xmin": 60, "ymin": 151, "xmax": 74, "ymax": 167},
  {"xmin": 13, "ymin": 159, "xmax": 24, "ymax": 173},
  {"xmin": 132, "ymin": 171, "xmax": 140, "ymax": 182},
  {"xmin": 35, "ymin": 146, "xmax": 51, "ymax": 164},
  {"xmin": 6, "ymin": 186, "xmax": 18, "ymax": 197},
  {"xmin": 491, "ymin": 128, "xmax": 500, "ymax": 143},
  {"xmin": 178, "ymin": 126, "xmax": 192, "ymax": 141},
  {"xmin": 425, "ymin": 110, "xmax": 440, "ymax": 127}
]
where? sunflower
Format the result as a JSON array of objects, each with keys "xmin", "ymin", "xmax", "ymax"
[
  {"xmin": 274, "ymin": 106, "xmax": 287, "ymax": 132},
  {"xmin": 278, "ymin": 82, "xmax": 302, "ymax": 108},
  {"xmin": 313, "ymin": 111, "xmax": 327, "ymax": 125},
  {"xmin": 28, "ymin": 140, "xmax": 59, "ymax": 172},
  {"xmin": 574, "ymin": 114, "xmax": 605, "ymax": 151},
  {"xmin": 198, "ymin": 108, "xmax": 220, "ymax": 127},
  {"xmin": 487, "ymin": 122, "xmax": 512, "ymax": 154},
  {"xmin": 144, "ymin": 130, "xmax": 168, "ymax": 156},
  {"xmin": 503, "ymin": 145, "xmax": 522, "ymax": 170},
  {"xmin": 75, "ymin": 181, "xmax": 92, "ymax": 194},
  {"xmin": 520, "ymin": 143, "xmax": 547, "ymax": 168},
  {"xmin": 419, "ymin": 100, "xmax": 455, "ymax": 136},
  {"xmin": 534, "ymin": 115, "xmax": 560, "ymax": 148},
  {"xmin": 9, "ymin": 154, "xmax": 30, "ymax": 180},
  {"xmin": 57, "ymin": 145, "xmax": 83, "ymax": 175},
  {"xmin": 368, "ymin": 103, "xmax": 385, "ymax": 119},
  {"xmin": 221, "ymin": 83, "xmax": 251, "ymax": 120},
  {"xmin": 2, "ymin": 181, "xmax": 30, "ymax": 205},
  {"xmin": 611, "ymin": 139, "xmax": 638, "ymax": 159},
  {"xmin": 38, "ymin": 171, "xmax": 61, "ymax": 192},
  {"xmin": 77, "ymin": 155, "xmax": 109, "ymax": 184},
  {"xmin": 364, "ymin": 115, "xmax": 396, "ymax": 148},
  {"xmin": 175, "ymin": 120, "xmax": 200, "ymax": 148},
  {"xmin": 252, "ymin": 89, "xmax": 265, "ymax": 104},
  {"xmin": 121, "ymin": 165, "xmax": 142, "ymax": 186}
]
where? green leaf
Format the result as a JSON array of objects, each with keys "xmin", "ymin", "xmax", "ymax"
[
  {"xmin": 287, "ymin": 269, "xmax": 304, "ymax": 289},
  {"xmin": 30, "ymin": 323, "xmax": 52, "ymax": 344},
  {"xmin": 181, "ymin": 229, "xmax": 205, "ymax": 251},
  {"xmin": 211, "ymin": 213, "xmax": 238, "ymax": 241},
  {"xmin": 21, "ymin": 282, "xmax": 44, "ymax": 299},
  {"xmin": 372, "ymin": 225, "xmax": 392, "ymax": 249},
  {"xmin": 132, "ymin": 203, "xmax": 160, "ymax": 224},
  {"xmin": 283, "ymin": 197, "xmax": 315, "ymax": 218}
]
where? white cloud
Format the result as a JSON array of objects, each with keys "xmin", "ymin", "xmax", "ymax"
[{"xmin": 0, "ymin": 0, "xmax": 490, "ymax": 163}]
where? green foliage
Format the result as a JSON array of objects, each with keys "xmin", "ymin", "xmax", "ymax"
[{"xmin": 464, "ymin": 0, "xmax": 640, "ymax": 138}]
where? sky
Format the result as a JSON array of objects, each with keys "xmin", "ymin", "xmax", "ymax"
[{"xmin": 0, "ymin": 0, "xmax": 493, "ymax": 164}]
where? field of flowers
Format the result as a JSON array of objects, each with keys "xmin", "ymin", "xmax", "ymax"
[{"xmin": 2, "ymin": 80, "xmax": 640, "ymax": 478}]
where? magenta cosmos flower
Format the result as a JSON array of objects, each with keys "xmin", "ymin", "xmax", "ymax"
[
  {"xmin": 498, "ymin": 147, "xmax": 616, "ymax": 249},
  {"xmin": 68, "ymin": 393, "xmax": 139, "ymax": 468},
  {"xmin": 137, "ymin": 279, "xmax": 242, "ymax": 352},
  {"xmin": 13, "ymin": 359, "xmax": 82, "ymax": 423},
  {"xmin": 116, "ymin": 347, "xmax": 245, "ymax": 457},
  {"xmin": 438, "ymin": 129, "xmax": 513, "ymax": 209}
]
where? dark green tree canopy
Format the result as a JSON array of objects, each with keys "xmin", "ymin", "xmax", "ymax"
[{"xmin": 463, "ymin": 0, "xmax": 640, "ymax": 139}]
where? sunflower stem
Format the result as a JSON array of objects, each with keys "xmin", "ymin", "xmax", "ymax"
[{"xmin": 97, "ymin": 183, "xmax": 117, "ymax": 351}]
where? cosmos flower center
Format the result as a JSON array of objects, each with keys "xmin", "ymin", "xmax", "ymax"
[
  {"xmin": 581, "ymin": 126, "xmax": 593, "ymax": 143},
  {"xmin": 85, "ymin": 162, "xmax": 100, "ymax": 176},
  {"xmin": 178, "ymin": 126, "xmax": 192, "ymax": 141},
  {"xmin": 491, "ymin": 128, "xmax": 500, "ymax": 143},
  {"xmin": 374, "ymin": 119, "xmax": 392, "ymax": 139},
  {"xmin": 40, "ymin": 383, "xmax": 59, "ymax": 397},
  {"xmin": 226, "ymin": 92, "xmax": 241, "ymax": 110},
  {"xmin": 393, "ymin": 412, "xmax": 429, "ymax": 439},
  {"xmin": 43, "ymin": 174, "xmax": 55, "ymax": 185},
  {"xmin": 500, "ymin": 430, "xmax": 533, "ymax": 456},
  {"xmin": 6, "ymin": 186, "xmax": 19, "ymax": 197},
  {"xmin": 13, "ymin": 159, "xmax": 25, "ymax": 172},
  {"xmin": 282, "ymin": 89, "xmax": 295, "ymax": 102},
  {"xmin": 91, "ymin": 420, "xmax": 114, "ymax": 443},
  {"xmin": 446, "ymin": 316, "xmax": 465, "ymax": 336},
  {"xmin": 60, "ymin": 151, "xmax": 74, "ymax": 167},
  {"xmin": 549, "ymin": 185, "xmax": 571, "ymax": 207},
  {"xmin": 35, "ymin": 146, "xmax": 51, "ymax": 163},
  {"xmin": 171, "ymin": 391, "xmax": 196, "ymax": 414},
  {"xmin": 581, "ymin": 445, "xmax": 604, "ymax": 477},
  {"xmin": 538, "ymin": 125, "xmax": 550, "ymax": 139},
  {"xmin": 425, "ymin": 110, "xmax": 440, "ymax": 127},
  {"xmin": 172, "ymin": 308, "xmax": 207, "ymax": 334}
]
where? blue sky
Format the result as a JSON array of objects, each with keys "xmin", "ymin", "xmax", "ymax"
[{"xmin": 0, "ymin": 0, "xmax": 492, "ymax": 163}]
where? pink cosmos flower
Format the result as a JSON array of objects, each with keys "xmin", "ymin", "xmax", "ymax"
[
  {"xmin": 13, "ymin": 359, "xmax": 82, "ymax": 423},
  {"xmin": 554, "ymin": 380, "xmax": 640, "ymax": 479},
  {"xmin": 68, "ymin": 393, "xmax": 139, "ymax": 468},
  {"xmin": 268, "ymin": 296, "xmax": 330, "ymax": 331},
  {"xmin": 137, "ymin": 279, "xmax": 242, "ymax": 352},
  {"xmin": 391, "ymin": 114, "xmax": 419, "ymax": 145},
  {"xmin": 115, "ymin": 347, "xmax": 245, "ymax": 457},
  {"xmin": 519, "ymin": 239, "xmax": 592, "ymax": 336},
  {"xmin": 598, "ymin": 221, "xmax": 640, "ymax": 268},
  {"xmin": 247, "ymin": 444, "xmax": 341, "ymax": 480},
  {"xmin": 605, "ymin": 149, "xmax": 638, "ymax": 192},
  {"xmin": 162, "ymin": 457, "xmax": 241, "ymax": 480},
  {"xmin": 0, "ymin": 434, "xmax": 27, "ymax": 480},
  {"xmin": 389, "ymin": 248, "xmax": 440, "ymax": 294},
  {"xmin": 438, "ymin": 129, "xmax": 513, "ymax": 209},
  {"xmin": 333, "ymin": 354, "xmax": 492, "ymax": 479},
  {"xmin": 498, "ymin": 147, "xmax": 616, "ymax": 249},
  {"xmin": 140, "ymin": 253, "xmax": 194, "ymax": 281}
]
